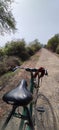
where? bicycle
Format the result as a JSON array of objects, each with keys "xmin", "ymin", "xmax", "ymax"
[{"xmin": 1, "ymin": 66, "xmax": 55, "ymax": 130}]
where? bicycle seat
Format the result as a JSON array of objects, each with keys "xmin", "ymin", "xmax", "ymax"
[{"xmin": 2, "ymin": 79, "xmax": 33, "ymax": 106}]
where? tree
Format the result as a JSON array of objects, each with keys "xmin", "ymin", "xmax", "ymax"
[
  {"xmin": 0, "ymin": 48, "xmax": 4, "ymax": 57},
  {"xmin": 29, "ymin": 39, "xmax": 41, "ymax": 52},
  {"xmin": 0, "ymin": 0, "xmax": 16, "ymax": 34},
  {"xmin": 4, "ymin": 39, "xmax": 30, "ymax": 61},
  {"xmin": 46, "ymin": 34, "xmax": 59, "ymax": 52}
]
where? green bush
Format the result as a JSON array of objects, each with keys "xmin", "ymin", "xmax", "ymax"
[
  {"xmin": 4, "ymin": 40, "xmax": 30, "ymax": 61},
  {"xmin": 30, "ymin": 41, "xmax": 41, "ymax": 53},
  {"xmin": 27, "ymin": 39, "xmax": 41, "ymax": 56},
  {"xmin": 46, "ymin": 34, "xmax": 59, "ymax": 52},
  {"xmin": 27, "ymin": 46, "xmax": 35, "ymax": 56},
  {"xmin": 56, "ymin": 44, "xmax": 59, "ymax": 54},
  {"xmin": 0, "ymin": 48, "xmax": 4, "ymax": 57}
]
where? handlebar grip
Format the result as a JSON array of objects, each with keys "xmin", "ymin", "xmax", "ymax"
[{"xmin": 25, "ymin": 68, "xmax": 37, "ymax": 72}]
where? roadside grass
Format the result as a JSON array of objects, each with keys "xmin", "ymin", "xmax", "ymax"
[{"xmin": 0, "ymin": 70, "xmax": 18, "ymax": 90}]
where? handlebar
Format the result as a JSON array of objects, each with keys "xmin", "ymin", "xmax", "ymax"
[{"xmin": 19, "ymin": 66, "xmax": 48, "ymax": 78}]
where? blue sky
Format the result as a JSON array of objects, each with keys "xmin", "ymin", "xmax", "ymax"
[{"xmin": 0, "ymin": 0, "xmax": 59, "ymax": 47}]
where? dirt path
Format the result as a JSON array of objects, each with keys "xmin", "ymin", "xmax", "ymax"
[
  {"xmin": 0, "ymin": 48, "xmax": 59, "ymax": 130},
  {"xmin": 36, "ymin": 48, "xmax": 59, "ymax": 129}
]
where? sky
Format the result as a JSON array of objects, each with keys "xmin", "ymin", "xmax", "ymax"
[{"xmin": 0, "ymin": 0, "xmax": 59, "ymax": 47}]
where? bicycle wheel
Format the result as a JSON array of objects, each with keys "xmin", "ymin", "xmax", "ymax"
[{"xmin": 34, "ymin": 93, "xmax": 57, "ymax": 130}]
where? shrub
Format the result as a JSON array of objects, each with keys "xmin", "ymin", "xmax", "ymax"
[
  {"xmin": 4, "ymin": 40, "xmax": 30, "ymax": 61},
  {"xmin": 30, "ymin": 42, "xmax": 41, "ymax": 53},
  {"xmin": 46, "ymin": 34, "xmax": 59, "ymax": 52},
  {"xmin": 0, "ymin": 48, "xmax": 4, "ymax": 57},
  {"xmin": 26, "ymin": 46, "xmax": 35, "ymax": 56},
  {"xmin": 0, "ymin": 62, "xmax": 6, "ymax": 76},
  {"xmin": 0, "ymin": 56, "xmax": 21, "ymax": 76},
  {"xmin": 27, "ymin": 40, "xmax": 41, "ymax": 56},
  {"xmin": 4, "ymin": 56, "xmax": 21, "ymax": 71},
  {"xmin": 56, "ymin": 44, "xmax": 59, "ymax": 54}
]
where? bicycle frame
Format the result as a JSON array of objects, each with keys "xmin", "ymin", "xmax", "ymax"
[
  {"xmin": 2, "ymin": 67, "xmax": 46, "ymax": 130},
  {"xmin": 2, "ymin": 71, "xmax": 36, "ymax": 130}
]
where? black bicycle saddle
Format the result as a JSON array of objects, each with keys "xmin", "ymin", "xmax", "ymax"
[{"xmin": 2, "ymin": 79, "xmax": 33, "ymax": 106}]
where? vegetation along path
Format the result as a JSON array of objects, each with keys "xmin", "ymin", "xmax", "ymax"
[{"xmin": 0, "ymin": 48, "xmax": 59, "ymax": 130}]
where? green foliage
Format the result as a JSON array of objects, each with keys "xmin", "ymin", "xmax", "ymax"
[
  {"xmin": 56, "ymin": 44, "xmax": 59, "ymax": 54},
  {"xmin": 27, "ymin": 46, "xmax": 35, "ymax": 56},
  {"xmin": 46, "ymin": 34, "xmax": 59, "ymax": 52},
  {"xmin": 30, "ymin": 39, "xmax": 41, "ymax": 52},
  {"xmin": 4, "ymin": 39, "xmax": 41, "ymax": 60},
  {"xmin": 4, "ymin": 39, "xmax": 30, "ymax": 61},
  {"xmin": 0, "ymin": 48, "xmax": 4, "ymax": 57},
  {"xmin": 26, "ymin": 39, "xmax": 41, "ymax": 57},
  {"xmin": 0, "ymin": 0, "xmax": 16, "ymax": 34}
]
